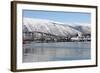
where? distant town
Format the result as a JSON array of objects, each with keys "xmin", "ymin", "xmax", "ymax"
[{"xmin": 23, "ymin": 18, "xmax": 91, "ymax": 43}]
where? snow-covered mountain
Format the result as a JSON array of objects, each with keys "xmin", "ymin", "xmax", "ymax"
[
  {"xmin": 72, "ymin": 25, "xmax": 91, "ymax": 34},
  {"xmin": 23, "ymin": 18, "xmax": 91, "ymax": 37}
]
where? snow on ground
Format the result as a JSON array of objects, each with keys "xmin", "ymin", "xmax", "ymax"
[{"xmin": 23, "ymin": 18, "xmax": 91, "ymax": 37}]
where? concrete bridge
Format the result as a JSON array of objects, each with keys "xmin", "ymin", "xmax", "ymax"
[
  {"xmin": 23, "ymin": 31, "xmax": 91, "ymax": 44},
  {"xmin": 23, "ymin": 31, "xmax": 72, "ymax": 43}
]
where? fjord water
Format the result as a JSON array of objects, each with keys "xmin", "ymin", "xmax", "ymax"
[{"xmin": 23, "ymin": 42, "xmax": 91, "ymax": 62}]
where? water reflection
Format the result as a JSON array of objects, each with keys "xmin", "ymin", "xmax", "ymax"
[{"xmin": 23, "ymin": 42, "xmax": 91, "ymax": 63}]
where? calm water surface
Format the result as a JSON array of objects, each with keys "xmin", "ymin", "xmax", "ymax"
[{"xmin": 23, "ymin": 42, "xmax": 91, "ymax": 63}]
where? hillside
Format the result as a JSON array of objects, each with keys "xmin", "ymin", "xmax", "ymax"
[{"xmin": 23, "ymin": 18, "xmax": 90, "ymax": 37}]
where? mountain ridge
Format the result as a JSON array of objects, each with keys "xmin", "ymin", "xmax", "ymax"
[{"xmin": 23, "ymin": 18, "xmax": 91, "ymax": 37}]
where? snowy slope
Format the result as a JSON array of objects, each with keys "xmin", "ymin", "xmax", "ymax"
[
  {"xmin": 23, "ymin": 18, "xmax": 90, "ymax": 37},
  {"xmin": 73, "ymin": 25, "xmax": 91, "ymax": 34}
]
